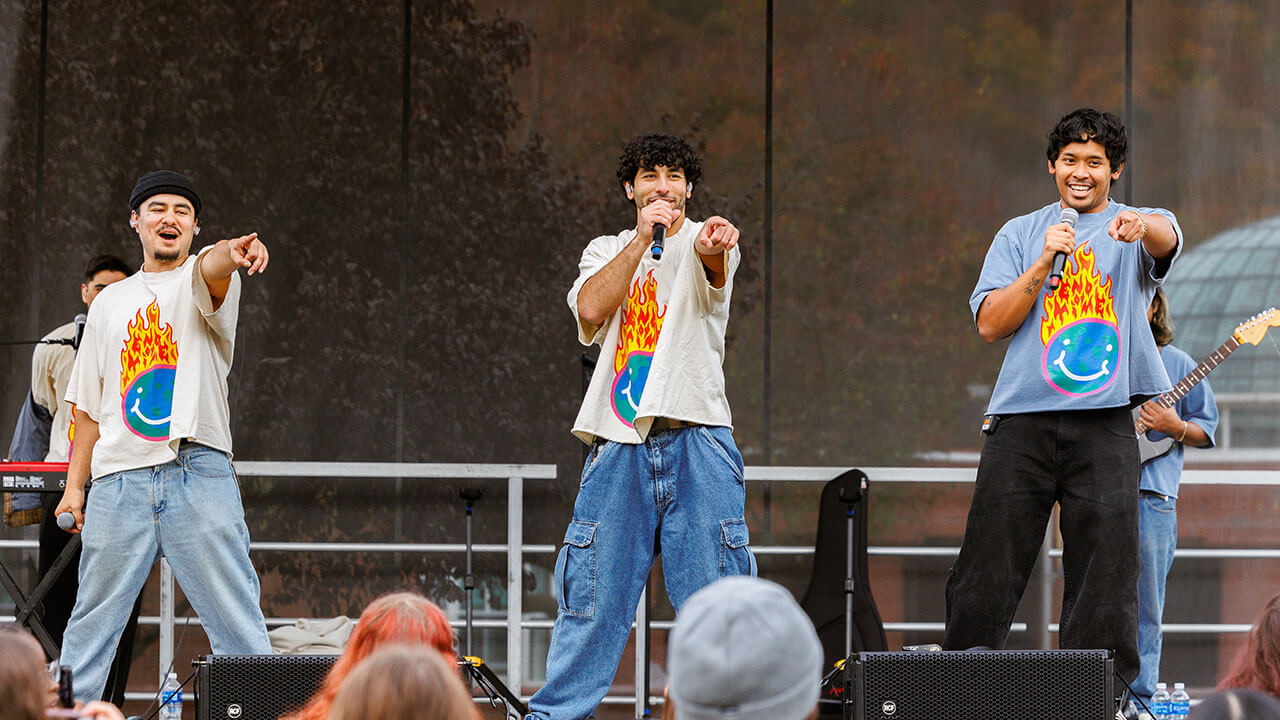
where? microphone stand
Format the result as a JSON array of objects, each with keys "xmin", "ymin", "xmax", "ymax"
[
  {"xmin": 839, "ymin": 477, "xmax": 865, "ymax": 720},
  {"xmin": 461, "ymin": 486, "xmax": 482, "ymax": 659},
  {"xmin": 456, "ymin": 486, "xmax": 527, "ymax": 719}
]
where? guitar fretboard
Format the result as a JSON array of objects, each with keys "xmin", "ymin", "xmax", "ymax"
[{"xmin": 1157, "ymin": 336, "xmax": 1240, "ymax": 409}]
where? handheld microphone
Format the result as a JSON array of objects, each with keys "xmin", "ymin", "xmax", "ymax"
[
  {"xmin": 1048, "ymin": 207, "xmax": 1079, "ymax": 292},
  {"xmin": 57, "ymin": 665, "xmax": 74, "ymax": 708},
  {"xmin": 651, "ymin": 223, "xmax": 666, "ymax": 260},
  {"xmin": 72, "ymin": 313, "xmax": 87, "ymax": 351},
  {"xmin": 57, "ymin": 512, "xmax": 75, "ymax": 531}
]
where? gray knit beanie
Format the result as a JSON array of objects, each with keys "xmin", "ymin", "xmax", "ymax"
[{"xmin": 668, "ymin": 576, "xmax": 823, "ymax": 720}]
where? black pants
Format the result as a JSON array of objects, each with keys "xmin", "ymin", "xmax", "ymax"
[
  {"xmin": 943, "ymin": 407, "xmax": 1140, "ymax": 682},
  {"xmin": 38, "ymin": 492, "xmax": 142, "ymax": 705}
]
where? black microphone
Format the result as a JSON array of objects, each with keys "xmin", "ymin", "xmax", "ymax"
[
  {"xmin": 57, "ymin": 665, "xmax": 74, "ymax": 709},
  {"xmin": 1048, "ymin": 207, "xmax": 1079, "ymax": 292},
  {"xmin": 650, "ymin": 223, "xmax": 666, "ymax": 260},
  {"xmin": 72, "ymin": 313, "xmax": 87, "ymax": 351}
]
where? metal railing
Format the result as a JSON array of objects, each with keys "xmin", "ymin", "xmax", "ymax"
[
  {"xmin": 1213, "ymin": 392, "xmax": 1280, "ymax": 450},
  {"xmin": 5, "ymin": 462, "xmax": 1280, "ymax": 714}
]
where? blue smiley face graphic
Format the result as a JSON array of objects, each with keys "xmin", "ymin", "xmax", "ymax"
[
  {"xmin": 122, "ymin": 365, "xmax": 175, "ymax": 440},
  {"xmin": 1042, "ymin": 319, "xmax": 1120, "ymax": 396},
  {"xmin": 610, "ymin": 352, "xmax": 653, "ymax": 427}
]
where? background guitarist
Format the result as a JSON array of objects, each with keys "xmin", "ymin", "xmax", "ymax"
[{"xmin": 1132, "ymin": 287, "xmax": 1218, "ymax": 712}]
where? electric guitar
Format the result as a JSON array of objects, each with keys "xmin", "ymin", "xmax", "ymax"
[{"xmin": 1135, "ymin": 308, "xmax": 1279, "ymax": 464}]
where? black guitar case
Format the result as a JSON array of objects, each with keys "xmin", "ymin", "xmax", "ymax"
[{"xmin": 799, "ymin": 468, "xmax": 887, "ymax": 714}]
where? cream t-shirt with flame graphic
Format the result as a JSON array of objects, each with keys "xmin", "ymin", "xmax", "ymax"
[
  {"xmin": 66, "ymin": 246, "xmax": 240, "ymax": 479},
  {"xmin": 569, "ymin": 219, "xmax": 740, "ymax": 445}
]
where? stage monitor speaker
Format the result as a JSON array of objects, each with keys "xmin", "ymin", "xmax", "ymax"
[
  {"xmin": 854, "ymin": 649, "xmax": 1114, "ymax": 720},
  {"xmin": 196, "ymin": 654, "xmax": 338, "ymax": 720}
]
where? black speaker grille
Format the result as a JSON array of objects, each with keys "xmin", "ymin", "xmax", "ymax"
[
  {"xmin": 856, "ymin": 650, "xmax": 1112, "ymax": 720},
  {"xmin": 199, "ymin": 654, "xmax": 338, "ymax": 720}
]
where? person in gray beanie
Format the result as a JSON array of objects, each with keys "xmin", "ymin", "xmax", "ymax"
[{"xmin": 666, "ymin": 576, "xmax": 823, "ymax": 720}]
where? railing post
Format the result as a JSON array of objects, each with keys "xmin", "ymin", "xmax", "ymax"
[
  {"xmin": 1038, "ymin": 514, "xmax": 1054, "ymax": 649},
  {"xmin": 508, "ymin": 475, "xmax": 523, "ymax": 698},
  {"xmin": 634, "ymin": 583, "xmax": 649, "ymax": 717},
  {"xmin": 159, "ymin": 558, "xmax": 174, "ymax": 684}
]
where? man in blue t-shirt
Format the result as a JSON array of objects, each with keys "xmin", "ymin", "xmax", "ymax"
[
  {"xmin": 1132, "ymin": 288, "xmax": 1217, "ymax": 711},
  {"xmin": 943, "ymin": 108, "xmax": 1182, "ymax": 686}
]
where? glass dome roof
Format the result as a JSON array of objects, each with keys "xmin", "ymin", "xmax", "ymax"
[{"xmin": 1164, "ymin": 215, "xmax": 1280, "ymax": 448}]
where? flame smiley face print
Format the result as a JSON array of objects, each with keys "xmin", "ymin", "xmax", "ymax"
[
  {"xmin": 611, "ymin": 269, "xmax": 665, "ymax": 426},
  {"xmin": 119, "ymin": 299, "xmax": 178, "ymax": 441},
  {"xmin": 1040, "ymin": 241, "xmax": 1120, "ymax": 397}
]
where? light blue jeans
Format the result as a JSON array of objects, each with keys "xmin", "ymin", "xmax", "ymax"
[
  {"xmin": 1135, "ymin": 491, "xmax": 1178, "ymax": 707},
  {"xmin": 526, "ymin": 425, "xmax": 756, "ymax": 720},
  {"xmin": 61, "ymin": 444, "xmax": 271, "ymax": 702}
]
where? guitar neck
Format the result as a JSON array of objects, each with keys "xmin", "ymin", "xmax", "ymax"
[{"xmin": 1158, "ymin": 337, "xmax": 1239, "ymax": 408}]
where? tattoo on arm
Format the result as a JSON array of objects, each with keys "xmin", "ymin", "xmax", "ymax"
[{"xmin": 1023, "ymin": 275, "xmax": 1044, "ymax": 296}]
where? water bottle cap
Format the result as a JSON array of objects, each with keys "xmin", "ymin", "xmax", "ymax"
[
  {"xmin": 1157, "ymin": 682, "xmax": 1167, "ymax": 689},
  {"xmin": 166, "ymin": 671, "xmax": 177, "ymax": 679},
  {"xmin": 1174, "ymin": 682, "xmax": 1185, "ymax": 689}
]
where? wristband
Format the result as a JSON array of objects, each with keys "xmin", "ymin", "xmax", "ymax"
[{"xmin": 1177, "ymin": 420, "xmax": 1188, "ymax": 443}]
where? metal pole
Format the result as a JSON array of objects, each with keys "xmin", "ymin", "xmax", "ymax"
[
  {"xmin": 1124, "ymin": 0, "xmax": 1134, "ymax": 204},
  {"xmin": 1038, "ymin": 512, "xmax": 1055, "ymax": 649},
  {"xmin": 845, "ymin": 506, "xmax": 855, "ymax": 660},
  {"xmin": 464, "ymin": 498, "xmax": 474, "ymax": 658},
  {"xmin": 634, "ymin": 584, "xmax": 649, "ymax": 718},
  {"xmin": 507, "ymin": 475, "xmax": 524, "ymax": 697},
  {"xmin": 159, "ymin": 559, "xmax": 174, "ymax": 685},
  {"xmin": 762, "ymin": 0, "xmax": 775, "ymax": 540}
]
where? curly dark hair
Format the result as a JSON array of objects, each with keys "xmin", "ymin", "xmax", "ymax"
[
  {"xmin": 1046, "ymin": 108, "xmax": 1127, "ymax": 169},
  {"xmin": 615, "ymin": 134, "xmax": 703, "ymax": 193}
]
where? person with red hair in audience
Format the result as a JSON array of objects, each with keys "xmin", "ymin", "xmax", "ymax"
[
  {"xmin": 282, "ymin": 592, "xmax": 455, "ymax": 720},
  {"xmin": 1219, "ymin": 593, "xmax": 1280, "ymax": 700}
]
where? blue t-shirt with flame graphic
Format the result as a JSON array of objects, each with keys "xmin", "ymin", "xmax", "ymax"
[{"xmin": 971, "ymin": 200, "xmax": 1182, "ymax": 415}]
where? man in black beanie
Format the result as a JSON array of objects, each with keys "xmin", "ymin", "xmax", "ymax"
[{"xmin": 55, "ymin": 170, "xmax": 273, "ymax": 702}]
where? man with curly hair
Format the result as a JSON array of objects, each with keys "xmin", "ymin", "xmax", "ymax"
[{"xmin": 526, "ymin": 134, "xmax": 752, "ymax": 720}]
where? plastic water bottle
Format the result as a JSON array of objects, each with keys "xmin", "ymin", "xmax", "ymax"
[
  {"xmin": 1151, "ymin": 682, "xmax": 1171, "ymax": 720},
  {"xmin": 1169, "ymin": 682, "xmax": 1191, "ymax": 720},
  {"xmin": 160, "ymin": 671, "xmax": 183, "ymax": 720}
]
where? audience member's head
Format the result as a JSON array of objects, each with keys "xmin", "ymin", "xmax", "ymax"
[
  {"xmin": 1191, "ymin": 688, "xmax": 1280, "ymax": 720},
  {"xmin": 1219, "ymin": 592, "xmax": 1280, "ymax": 699},
  {"xmin": 283, "ymin": 592, "xmax": 455, "ymax": 720},
  {"xmin": 0, "ymin": 625, "xmax": 126, "ymax": 720},
  {"xmin": 667, "ymin": 576, "xmax": 823, "ymax": 720},
  {"xmin": 0, "ymin": 625, "xmax": 49, "ymax": 720},
  {"xmin": 328, "ymin": 643, "xmax": 479, "ymax": 720}
]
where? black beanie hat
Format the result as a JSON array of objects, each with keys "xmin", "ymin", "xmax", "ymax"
[{"xmin": 129, "ymin": 170, "xmax": 201, "ymax": 217}]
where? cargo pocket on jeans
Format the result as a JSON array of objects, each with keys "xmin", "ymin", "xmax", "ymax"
[
  {"xmin": 718, "ymin": 517, "xmax": 757, "ymax": 577},
  {"xmin": 555, "ymin": 519, "xmax": 598, "ymax": 618}
]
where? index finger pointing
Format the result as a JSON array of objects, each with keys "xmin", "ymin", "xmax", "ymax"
[{"xmin": 249, "ymin": 243, "xmax": 269, "ymax": 275}]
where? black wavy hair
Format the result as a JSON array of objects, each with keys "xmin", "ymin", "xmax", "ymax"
[
  {"xmin": 83, "ymin": 254, "xmax": 133, "ymax": 282},
  {"xmin": 1046, "ymin": 108, "xmax": 1128, "ymax": 169},
  {"xmin": 615, "ymin": 134, "xmax": 703, "ymax": 193}
]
